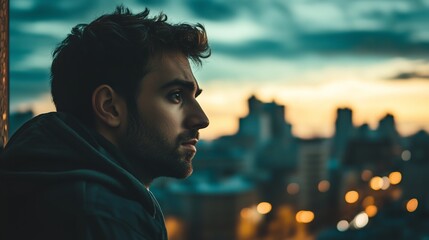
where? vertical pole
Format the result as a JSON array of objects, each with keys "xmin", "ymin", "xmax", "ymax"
[{"xmin": 0, "ymin": 0, "xmax": 9, "ymax": 148}]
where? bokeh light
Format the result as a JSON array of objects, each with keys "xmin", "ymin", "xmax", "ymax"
[
  {"xmin": 370, "ymin": 176, "xmax": 384, "ymax": 190},
  {"xmin": 406, "ymin": 198, "xmax": 418, "ymax": 212},
  {"xmin": 354, "ymin": 212, "xmax": 369, "ymax": 229},
  {"xmin": 337, "ymin": 220, "xmax": 349, "ymax": 232},
  {"xmin": 365, "ymin": 205, "xmax": 378, "ymax": 217},
  {"xmin": 240, "ymin": 208, "xmax": 251, "ymax": 219},
  {"xmin": 381, "ymin": 176, "xmax": 390, "ymax": 190},
  {"xmin": 318, "ymin": 180, "xmax": 330, "ymax": 192},
  {"xmin": 362, "ymin": 196, "xmax": 375, "ymax": 207},
  {"xmin": 296, "ymin": 210, "xmax": 315, "ymax": 223},
  {"xmin": 401, "ymin": 150, "xmax": 411, "ymax": 161},
  {"xmin": 389, "ymin": 171, "xmax": 402, "ymax": 185},
  {"xmin": 391, "ymin": 188, "xmax": 403, "ymax": 200},
  {"xmin": 256, "ymin": 202, "xmax": 272, "ymax": 215},
  {"xmin": 361, "ymin": 169, "xmax": 373, "ymax": 181},
  {"xmin": 287, "ymin": 183, "xmax": 300, "ymax": 195},
  {"xmin": 345, "ymin": 190, "xmax": 359, "ymax": 204}
]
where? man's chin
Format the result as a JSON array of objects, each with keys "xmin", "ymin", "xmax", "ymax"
[{"xmin": 164, "ymin": 160, "xmax": 193, "ymax": 179}]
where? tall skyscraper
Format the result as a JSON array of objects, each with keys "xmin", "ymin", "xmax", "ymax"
[{"xmin": 332, "ymin": 108, "xmax": 354, "ymax": 162}]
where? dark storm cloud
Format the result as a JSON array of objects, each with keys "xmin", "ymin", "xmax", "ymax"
[
  {"xmin": 212, "ymin": 39, "xmax": 298, "ymax": 59},
  {"xmin": 136, "ymin": 0, "xmax": 168, "ymax": 7},
  {"xmin": 298, "ymin": 30, "xmax": 429, "ymax": 56},
  {"xmin": 10, "ymin": 0, "xmax": 96, "ymax": 21},
  {"xmin": 364, "ymin": 4, "xmax": 429, "ymax": 23},
  {"xmin": 186, "ymin": 0, "xmax": 238, "ymax": 21},
  {"xmin": 388, "ymin": 71, "xmax": 429, "ymax": 80},
  {"xmin": 11, "ymin": 69, "xmax": 50, "ymax": 83},
  {"xmin": 212, "ymin": 29, "xmax": 429, "ymax": 59},
  {"xmin": 10, "ymin": 28, "xmax": 59, "ymax": 64},
  {"xmin": 10, "ymin": 69, "xmax": 51, "ymax": 100}
]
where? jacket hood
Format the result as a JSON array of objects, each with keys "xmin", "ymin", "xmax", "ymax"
[{"xmin": 0, "ymin": 112, "xmax": 154, "ymax": 214}]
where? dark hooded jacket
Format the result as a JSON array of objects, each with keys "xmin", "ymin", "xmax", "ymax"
[{"xmin": 0, "ymin": 112, "xmax": 168, "ymax": 240}]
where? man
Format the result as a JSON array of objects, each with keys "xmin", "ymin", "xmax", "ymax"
[{"xmin": 0, "ymin": 6, "xmax": 210, "ymax": 240}]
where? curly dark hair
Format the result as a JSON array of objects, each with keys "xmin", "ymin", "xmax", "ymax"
[{"xmin": 51, "ymin": 5, "xmax": 211, "ymax": 126}]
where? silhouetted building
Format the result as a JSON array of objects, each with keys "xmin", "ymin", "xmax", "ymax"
[
  {"xmin": 238, "ymin": 95, "xmax": 293, "ymax": 144},
  {"xmin": 165, "ymin": 174, "xmax": 257, "ymax": 240},
  {"xmin": 332, "ymin": 108, "xmax": 355, "ymax": 162},
  {"xmin": 297, "ymin": 138, "xmax": 330, "ymax": 214}
]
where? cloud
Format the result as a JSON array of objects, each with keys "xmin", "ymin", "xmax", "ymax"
[
  {"xmin": 211, "ymin": 29, "xmax": 429, "ymax": 60},
  {"xmin": 10, "ymin": 0, "xmax": 97, "ymax": 21},
  {"xmin": 185, "ymin": 0, "xmax": 239, "ymax": 21},
  {"xmin": 10, "ymin": 69, "xmax": 51, "ymax": 102},
  {"xmin": 297, "ymin": 30, "xmax": 429, "ymax": 56},
  {"xmin": 10, "ymin": 28, "xmax": 59, "ymax": 65},
  {"xmin": 136, "ymin": 0, "xmax": 169, "ymax": 7},
  {"xmin": 212, "ymin": 39, "xmax": 298, "ymax": 59},
  {"xmin": 388, "ymin": 71, "xmax": 429, "ymax": 80}
]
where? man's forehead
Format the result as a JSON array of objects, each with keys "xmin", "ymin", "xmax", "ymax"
[{"xmin": 143, "ymin": 52, "xmax": 200, "ymax": 91}]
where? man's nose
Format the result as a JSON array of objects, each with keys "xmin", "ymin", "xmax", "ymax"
[{"xmin": 185, "ymin": 101, "xmax": 209, "ymax": 130}]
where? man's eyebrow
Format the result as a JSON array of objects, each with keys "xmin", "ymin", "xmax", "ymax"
[{"xmin": 160, "ymin": 79, "xmax": 203, "ymax": 97}]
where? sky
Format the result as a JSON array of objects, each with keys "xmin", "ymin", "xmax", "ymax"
[{"xmin": 9, "ymin": 0, "xmax": 429, "ymax": 140}]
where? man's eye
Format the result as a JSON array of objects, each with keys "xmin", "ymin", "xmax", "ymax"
[{"xmin": 169, "ymin": 92, "xmax": 183, "ymax": 103}]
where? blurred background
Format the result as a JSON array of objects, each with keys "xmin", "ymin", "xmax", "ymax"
[{"xmin": 8, "ymin": 0, "xmax": 429, "ymax": 239}]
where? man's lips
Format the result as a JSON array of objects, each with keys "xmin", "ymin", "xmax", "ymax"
[{"xmin": 181, "ymin": 139, "xmax": 198, "ymax": 152}]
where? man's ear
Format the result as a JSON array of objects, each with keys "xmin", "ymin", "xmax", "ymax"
[{"xmin": 92, "ymin": 85, "xmax": 126, "ymax": 128}]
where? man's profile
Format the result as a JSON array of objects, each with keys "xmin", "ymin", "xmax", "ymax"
[{"xmin": 0, "ymin": 6, "xmax": 210, "ymax": 240}]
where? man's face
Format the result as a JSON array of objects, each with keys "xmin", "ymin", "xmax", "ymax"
[{"xmin": 120, "ymin": 52, "xmax": 209, "ymax": 180}]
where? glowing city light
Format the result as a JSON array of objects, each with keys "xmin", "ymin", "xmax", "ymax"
[
  {"xmin": 353, "ymin": 212, "xmax": 369, "ymax": 229},
  {"xmin": 401, "ymin": 150, "xmax": 411, "ymax": 161},
  {"xmin": 389, "ymin": 171, "xmax": 402, "ymax": 185},
  {"xmin": 406, "ymin": 198, "xmax": 418, "ymax": 212},
  {"xmin": 362, "ymin": 196, "xmax": 375, "ymax": 207},
  {"xmin": 369, "ymin": 176, "xmax": 383, "ymax": 190},
  {"xmin": 381, "ymin": 176, "xmax": 390, "ymax": 190},
  {"xmin": 337, "ymin": 220, "xmax": 349, "ymax": 232},
  {"xmin": 361, "ymin": 169, "xmax": 373, "ymax": 181},
  {"xmin": 345, "ymin": 190, "xmax": 359, "ymax": 204},
  {"xmin": 165, "ymin": 217, "xmax": 183, "ymax": 239},
  {"xmin": 295, "ymin": 210, "xmax": 315, "ymax": 223},
  {"xmin": 240, "ymin": 208, "xmax": 251, "ymax": 219},
  {"xmin": 365, "ymin": 205, "xmax": 378, "ymax": 217},
  {"xmin": 256, "ymin": 202, "xmax": 272, "ymax": 215},
  {"xmin": 287, "ymin": 183, "xmax": 300, "ymax": 195},
  {"xmin": 318, "ymin": 180, "xmax": 330, "ymax": 192},
  {"xmin": 391, "ymin": 188, "xmax": 402, "ymax": 200}
]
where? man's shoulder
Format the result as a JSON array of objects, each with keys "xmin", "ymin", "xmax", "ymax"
[{"xmin": 39, "ymin": 179, "xmax": 149, "ymax": 218}]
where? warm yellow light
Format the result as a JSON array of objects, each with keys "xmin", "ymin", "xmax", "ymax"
[
  {"xmin": 406, "ymin": 198, "xmax": 418, "ymax": 212},
  {"xmin": 361, "ymin": 169, "xmax": 373, "ymax": 181},
  {"xmin": 345, "ymin": 190, "xmax": 359, "ymax": 204},
  {"xmin": 389, "ymin": 172, "xmax": 402, "ymax": 185},
  {"xmin": 256, "ymin": 202, "xmax": 272, "ymax": 215},
  {"xmin": 295, "ymin": 210, "xmax": 314, "ymax": 223},
  {"xmin": 240, "ymin": 208, "xmax": 251, "ymax": 219},
  {"xmin": 370, "ymin": 176, "xmax": 383, "ymax": 190},
  {"xmin": 287, "ymin": 183, "xmax": 300, "ymax": 195},
  {"xmin": 391, "ymin": 188, "xmax": 402, "ymax": 200},
  {"xmin": 365, "ymin": 205, "xmax": 378, "ymax": 217},
  {"xmin": 318, "ymin": 180, "xmax": 330, "ymax": 192},
  {"xmin": 362, "ymin": 196, "xmax": 375, "ymax": 207},
  {"xmin": 401, "ymin": 150, "xmax": 411, "ymax": 161},
  {"xmin": 165, "ymin": 216, "xmax": 184, "ymax": 239}
]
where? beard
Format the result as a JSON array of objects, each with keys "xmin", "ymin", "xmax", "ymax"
[{"xmin": 119, "ymin": 109, "xmax": 197, "ymax": 181}]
